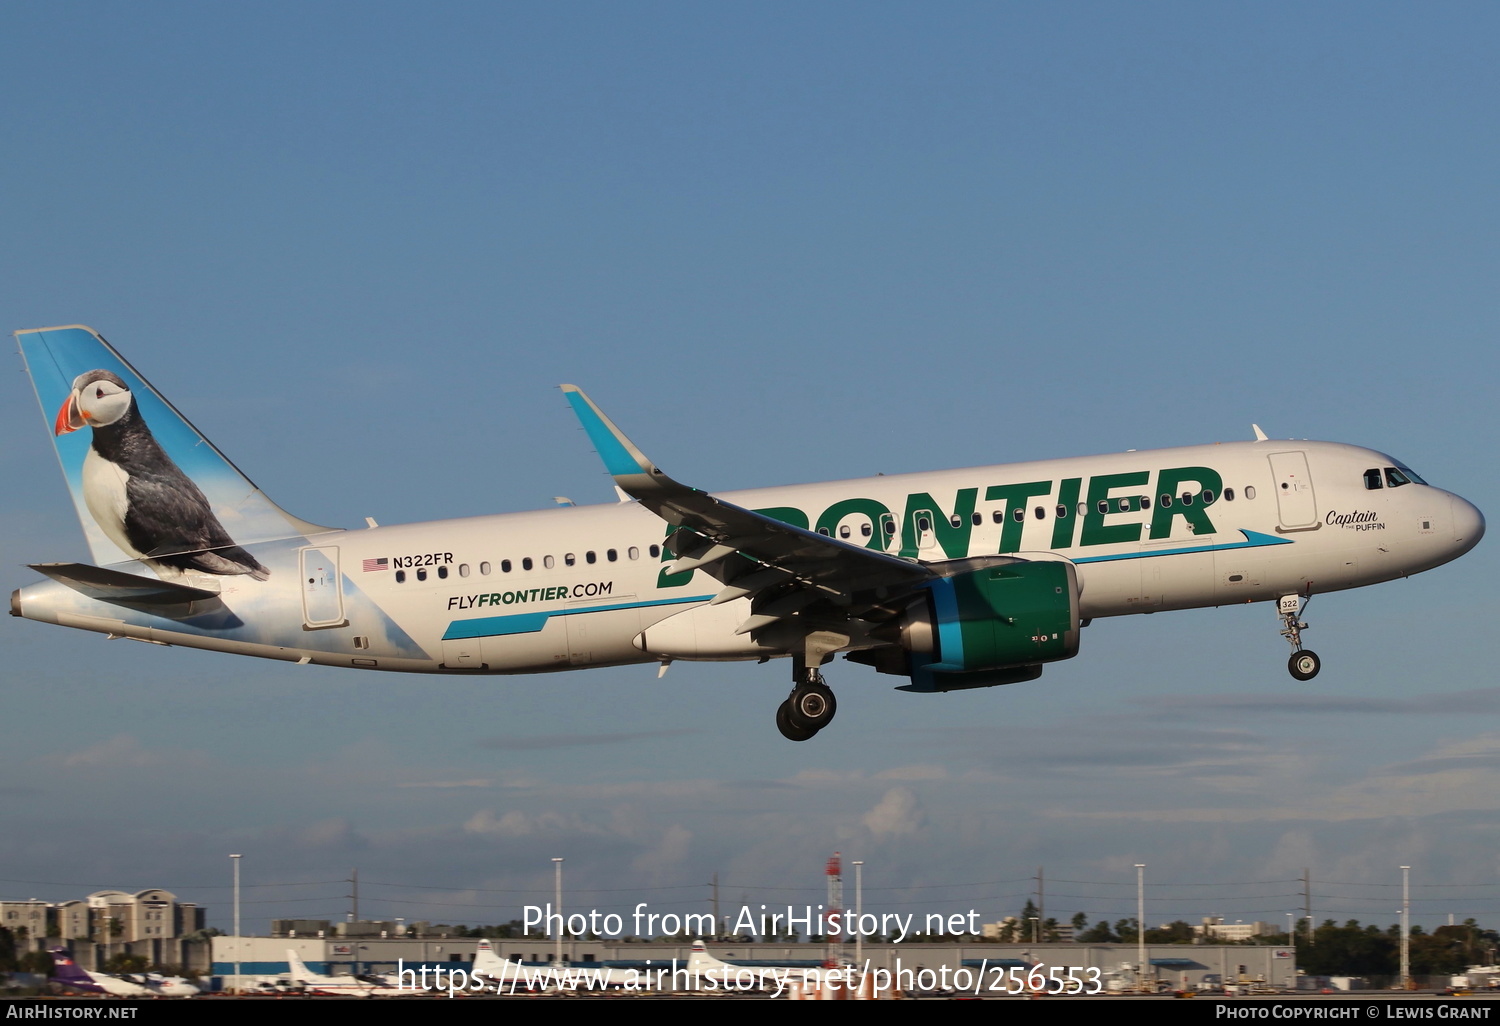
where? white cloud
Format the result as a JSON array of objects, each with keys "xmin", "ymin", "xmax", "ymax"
[
  {"xmin": 862, "ymin": 787, "xmax": 926, "ymax": 837},
  {"xmin": 59, "ymin": 734, "xmax": 169, "ymax": 769}
]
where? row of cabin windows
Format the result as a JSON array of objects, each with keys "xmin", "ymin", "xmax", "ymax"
[
  {"xmin": 821, "ymin": 486, "xmax": 1260, "ymax": 539},
  {"xmin": 394, "ymin": 544, "xmax": 663, "ymax": 583}
]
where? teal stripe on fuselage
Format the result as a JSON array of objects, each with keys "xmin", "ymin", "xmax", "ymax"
[
  {"xmin": 1071, "ymin": 529, "xmax": 1292, "ymax": 565},
  {"xmin": 443, "ymin": 594, "xmax": 714, "ymax": 641}
]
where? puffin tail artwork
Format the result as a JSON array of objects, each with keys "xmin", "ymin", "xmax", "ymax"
[{"xmin": 15, "ymin": 325, "xmax": 332, "ymax": 582}]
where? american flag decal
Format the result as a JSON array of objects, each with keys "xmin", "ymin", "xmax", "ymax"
[{"xmin": 363, "ymin": 557, "xmax": 389, "ymax": 572}]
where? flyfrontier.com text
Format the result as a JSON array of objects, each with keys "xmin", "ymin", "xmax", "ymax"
[
  {"xmin": 522, "ymin": 902, "xmax": 981, "ymax": 943},
  {"xmin": 396, "ymin": 959, "xmax": 1103, "ymax": 997}
]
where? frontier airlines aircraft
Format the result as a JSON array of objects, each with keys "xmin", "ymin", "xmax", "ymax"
[{"xmin": 11, "ymin": 326, "xmax": 1485, "ymax": 740}]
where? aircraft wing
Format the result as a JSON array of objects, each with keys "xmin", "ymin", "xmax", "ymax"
[{"xmin": 561, "ymin": 385, "xmax": 935, "ymax": 634}]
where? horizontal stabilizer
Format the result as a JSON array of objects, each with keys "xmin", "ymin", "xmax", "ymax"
[{"xmin": 29, "ymin": 562, "xmax": 221, "ymax": 606}]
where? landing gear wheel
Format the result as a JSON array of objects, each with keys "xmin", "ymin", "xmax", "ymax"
[
  {"xmin": 1288, "ymin": 650, "xmax": 1321, "ymax": 681},
  {"xmin": 788, "ymin": 683, "xmax": 837, "ymax": 731},
  {"xmin": 776, "ymin": 700, "xmax": 818, "ymax": 742}
]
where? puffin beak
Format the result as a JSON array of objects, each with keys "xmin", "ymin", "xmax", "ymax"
[{"xmin": 54, "ymin": 393, "xmax": 83, "ymax": 435}]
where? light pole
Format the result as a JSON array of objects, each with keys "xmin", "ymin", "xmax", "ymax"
[
  {"xmin": 230, "ymin": 854, "xmax": 242, "ymax": 994},
  {"xmin": 1135, "ymin": 864, "xmax": 1147, "ymax": 993},
  {"xmin": 552, "ymin": 858, "xmax": 564, "ymax": 966},
  {"xmin": 852, "ymin": 860, "xmax": 864, "ymax": 972},
  {"xmin": 1286, "ymin": 913, "xmax": 1297, "ymax": 988},
  {"xmin": 1400, "ymin": 866, "xmax": 1411, "ymax": 990}
]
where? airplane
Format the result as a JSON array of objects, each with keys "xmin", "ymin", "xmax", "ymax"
[
  {"xmin": 133, "ymin": 972, "xmax": 201, "ymax": 998},
  {"xmin": 10, "ymin": 325, "xmax": 1485, "ymax": 741},
  {"xmin": 682, "ymin": 939, "xmax": 822, "ymax": 990},
  {"xmin": 470, "ymin": 937, "xmax": 633, "ymax": 990},
  {"xmin": 47, "ymin": 948, "xmax": 199, "ymax": 997},
  {"xmin": 284, "ymin": 948, "xmax": 411, "ymax": 997},
  {"xmin": 48, "ymin": 948, "xmax": 149, "ymax": 996}
]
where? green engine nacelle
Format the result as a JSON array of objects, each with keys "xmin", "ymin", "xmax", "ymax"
[{"xmin": 897, "ymin": 559, "xmax": 1081, "ymax": 693}]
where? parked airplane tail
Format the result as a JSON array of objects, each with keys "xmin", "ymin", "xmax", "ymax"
[
  {"xmin": 16, "ymin": 325, "xmax": 336, "ymax": 575},
  {"xmin": 47, "ymin": 948, "xmax": 94, "ymax": 987},
  {"xmin": 285, "ymin": 948, "xmax": 318, "ymax": 983},
  {"xmin": 473, "ymin": 938, "xmax": 506, "ymax": 974},
  {"xmin": 686, "ymin": 939, "xmax": 729, "ymax": 972}
]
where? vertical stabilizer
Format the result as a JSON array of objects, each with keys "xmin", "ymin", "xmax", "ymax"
[{"xmin": 17, "ymin": 325, "xmax": 338, "ymax": 573}]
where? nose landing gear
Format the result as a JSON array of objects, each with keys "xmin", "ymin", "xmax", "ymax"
[{"xmin": 1278, "ymin": 593, "xmax": 1320, "ymax": 681}]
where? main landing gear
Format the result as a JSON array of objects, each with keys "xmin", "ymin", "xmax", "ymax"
[
  {"xmin": 1278, "ymin": 593, "xmax": 1321, "ymax": 681},
  {"xmin": 776, "ymin": 660, "xmax": 839, "ymax": 742}
]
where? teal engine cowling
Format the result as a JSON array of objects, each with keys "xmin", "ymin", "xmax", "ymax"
[{"xmin": 850, "ymin": 559, "xmax": 1081, "ymax": 693}]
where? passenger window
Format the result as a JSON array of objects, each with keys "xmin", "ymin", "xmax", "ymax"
[
  {"xmin": 818, "ymin": 527, "xmax": 830, "ymax": 536},
  {"xmin": 1034, "ymin": 506, "xmax": 1045, "ymax": 520},
  {"xmin": 564, "ymin": 553, "xmax": 576, "ymax": 566},
  {"xmin": 971, "ymin": 512, "xmax": 982, "ymax": 527},
  {"xmin": 544, "ymin": 555, "xmax": 556, "ymax": 569},
  {"xmin": 459, "ymin": 564, "xmax": 470, "ymax": 578},
  {"xmin": 1245, "ymin": 486, "xmax": 1256, "ymax": 499},
  {"xmin": 628, "ymin": 547, "xmax": 640, "ymax": 560},
  {"xmin": 1203, "ymin": 490, "xmax": 1215, "ymax": 504},
  {"xmin": 607, "ymin": 549, "xmax": 618, "ymax": 562},
  {"xmin": 1141, "ymin": 496, "xmax": 1151, "ymax": 510},
  {"xmin": 918, "ymin": 516, "xmax": 931, "ymax": 532},
  {"xmin": 416, "ymin": 568, "xmax": 427, "ymax": 581},
  {"xmin": 838, "ymin": 525, "xmax": 851, "ymax": 539},
  {"xmin": 650, "ymin": 545, "xmax": 661, "ymax": 557},
  {"xmin": 1013, "ymin": 508, "xmax": 1025, "ymax": 522},
  {"xmin": 1180, "ymin": 492, "xmax": 1194, "ymax": 506},
  {"xmin": 1160, "ymin": 494, "xmax": 1172, "ymax": 508},
  {"xmin": 1077, "ymin": 502, "xmax": 1087, "ymax": 518},
  {"xmin": 499, "ymin": 560, "xmax": 509, "ymax": 573},
  {"xmin": 1097, "ymin": 500, "xmax": 1109, "ymax": 514},
  {"xmin": 586, "ymin": 551, "xmax": 597, "ymax": 564},
  {"xmin": 1117, "ymin": 497, "xmax": 1130, "ymax": 513},
  {"xmin": 482, "ymin": 561, "xmax": 493, "ymax": 575},
  {"xmin": 882, "ymin": 518, "xmax": 897, "ymax": 535},
  {"xmin": 992, "ymin": 511, "xmax": 1004, "ymax": 524},
  {"xmin": 1224, "ymin": 488, "xmax": 1235, "ymax": 501},
  {"xmin": 1055, "ymin": 504, "xmax": 1068, "ymax": 519},
  {"xmin": 860, "ymin": 523, "xmax": 872, "ymax": 537},
  {"xmin": 395, "ymin": 570, "xmax": 406, "ymax": 583},
  {"xmin": 437, "ymin": 566, "xmax": 448, "ymax": 579},
  {"xmin": 523, "ymin": 557, "xmax": 534, "ymax": 570}
]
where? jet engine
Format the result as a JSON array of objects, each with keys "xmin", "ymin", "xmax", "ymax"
[{"xmin": 850, "ymin": 558, "xmax": 1081, "ymax": 692}]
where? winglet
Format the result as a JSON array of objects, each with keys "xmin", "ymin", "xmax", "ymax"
[{"xmin": 560, "ymin": 385, "xmax": 673, "ymax": 492}]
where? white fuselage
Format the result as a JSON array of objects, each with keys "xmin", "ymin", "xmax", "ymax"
[{"xmin": 15, "ymin": 438, "xmax": 1483, "ymax": 677}]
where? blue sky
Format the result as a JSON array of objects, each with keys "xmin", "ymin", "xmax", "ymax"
[{"xmin": 3, "ymin": 2, "xmax": 1498, "ymax": 935}]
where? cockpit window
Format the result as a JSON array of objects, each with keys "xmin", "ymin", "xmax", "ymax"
[
  {"xmin": 1364, "ymin": 469, "xmax": 1383, "ymax": 490},
  {"xmin": 1394, "ymin": 464, "xmax": 1427, "ymax": 485},
  {"xmin": 1385, "ymin": 467, "xmax": 1412, "ymax": 488}
]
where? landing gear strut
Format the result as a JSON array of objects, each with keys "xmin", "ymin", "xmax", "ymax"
[
  {"xmin": 776, "ymin": 657, "xmax": 840, "ymax": 741},
  {"xmin": 1278, "ymin": 593, "xmax": 1320, "ymax": 681}
]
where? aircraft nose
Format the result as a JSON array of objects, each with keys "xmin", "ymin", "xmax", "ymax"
[{"xmin": 1450, "ymin": 493, "xmax": 1485, "ymax": 556}]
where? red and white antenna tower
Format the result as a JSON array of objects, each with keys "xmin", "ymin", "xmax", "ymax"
[{"xmin": 825, "ymin": 851, "xmax": 846, "ymax": 968}]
